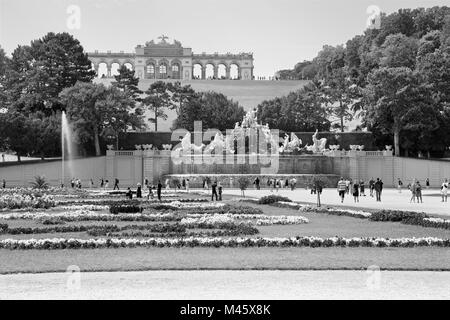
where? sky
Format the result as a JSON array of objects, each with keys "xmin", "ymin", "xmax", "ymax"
[{"xmin": 1, "ymin": 0, "xmax": 449, "ymax": 77}]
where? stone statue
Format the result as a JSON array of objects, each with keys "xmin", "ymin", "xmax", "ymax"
[
  {"xmin": 180, "ymin": 132, "xmax": 204, "ymax": 153},
  {"xmin": 279, "ymin": 133, "xmax": 302, "ymax": 153},
  {"xmin": 305, "ymin": 130, "xmax": 327, "ymax": 153}
]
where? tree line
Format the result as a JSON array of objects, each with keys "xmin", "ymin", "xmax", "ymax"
[
  {"xmin": 267, "ymin": 6, "xmax": 450, "ymax": 157},
  {"xmin": 0, "ymin": 32, "xmax": 245, "ymax": 159}
]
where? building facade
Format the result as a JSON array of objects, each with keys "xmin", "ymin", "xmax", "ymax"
[{"xmin": 88, "ymin": 36, "xmax": 254, "ymax": 81}]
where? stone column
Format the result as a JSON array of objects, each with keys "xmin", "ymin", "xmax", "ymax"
[
  {"xmin": 213, "ymin": 65, "xmax": 218, "ymax": 79},
  {"xmin": 226, "ymin": 66, "xmax": 230, "ymax": 79},
  {"xmin": 201, "ymin": 66, "xmax": 206, "ymax": 80}
]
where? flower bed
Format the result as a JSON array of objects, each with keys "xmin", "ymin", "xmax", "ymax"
[
  {"xmin": 0, "ymin": 194, "xmax": 55, "ymax": 210},
  {"xmin": 1, "ymin": 236, "xmax": 449, "ymax": 250},
  {"xmin": 180, "ymin": 214, "xmax": 309, "ymax": 227}
]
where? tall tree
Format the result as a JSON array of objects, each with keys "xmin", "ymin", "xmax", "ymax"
[
  {"xmin": 173, "ymin": 91, "xmax": 245, "ymax": 132},
  {"xmin": 112, "ymin": 65, "xmax": 143, "ymax": 102},
  {"xmin": 363, "ymin": 67, "xmax": 437, "ymax": 156},
  {"xmin": 143, "ymin": 81, "xmax": 177, "ymax": 131},
  {"xmin": 59, "ymin": 82, "xmax": 143, "ymax": 155}
]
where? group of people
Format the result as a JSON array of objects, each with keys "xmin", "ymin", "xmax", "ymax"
[
  {"xmin": 264, "ymin": 178, "xmax": 298, "ymax": 192},
  {"xmin": 125, "ymin": 179, "xmax": 163, "ymax": 201},
  {"xmin": 337, "ymin": 177, "xmax": 383, "ymax": 203},
  {"xmin": 70, "ymin": 178, "xmax": 82, "ymax": 189}
]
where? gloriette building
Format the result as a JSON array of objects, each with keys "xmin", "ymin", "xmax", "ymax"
[{"xmin": 88, "ymin": 35, "xmax": 254, "ymax": 81}]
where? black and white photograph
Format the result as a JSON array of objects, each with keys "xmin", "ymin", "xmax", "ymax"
[{"xmin": 0, "ymin": 0, "xmax": 450, "ymax": 305}]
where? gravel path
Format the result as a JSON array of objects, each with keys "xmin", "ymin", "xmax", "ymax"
[{"xmin": 1, "ymin": 270, "xmax": 449, "ymax": 299}]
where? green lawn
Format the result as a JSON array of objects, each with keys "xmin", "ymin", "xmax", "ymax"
[{"xmin": 1, "ymin": 247, "xmax": 450, "ymax": 274}]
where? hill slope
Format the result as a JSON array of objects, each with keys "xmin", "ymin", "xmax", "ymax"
[{"xmin": 95, "ymin": 79, "xmax": 309, "ymax": 131}]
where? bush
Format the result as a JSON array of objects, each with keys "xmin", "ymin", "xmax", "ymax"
[
  {"xmin": 258, "ymin": 195, "xmax": 292, "ymax": 205},
  {"xmin": 30, "ymin": 176, "xmax": 50, "ymax": 190},
  {"xmin": 369, "ymin": 210, "xmax": 427, "ymax": 222},
  {"xmin": 0, "ymin": 223, "xmax": 8, "ymax": 233},
  {"xmin": 109, "ymin": 204, "xmax": 143, "ymax": 214}
]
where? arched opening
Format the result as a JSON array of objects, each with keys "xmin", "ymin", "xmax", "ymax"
[
  {"xmin": 171, "ymin": 63, "xmax": 181, "ymax": 79},
  {"xmin": 217, "ymin": 64, "xmax": 227, "ymax": 79},
  {"xmin": 124, "ymin": 62, "xmax": 133, "ymax": 71},
  {"xmin": 98, "ymin": 62, "xmax": 108, "ymax": 78},
  {"xmin": 193, "ymin": 64, "xmax": 203, "ymax": 80},
  {"xmin": 205, "ymin": 64, "xmax": 215, "ymax": 79},
  {"xmin": 158, "ymin": 63, "xmax": 168, "ymax": 79},
  {"xmin": 110, "ymin": 62, "xmax": 120, "ymax": 77},
  {"xmin": 145, "ymin": 63, "xmax": 155, "ymax": 79},
  {"xmin": 230, "ymin": 63, "xmax": 239, "ymax": 80}
]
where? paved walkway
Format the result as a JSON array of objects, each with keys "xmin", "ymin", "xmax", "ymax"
[
  {"xmin": 1, "ymin": 270, "xmax": 449, "ymax": 299},
  {"xmin": 219, "ymin": 188, "xmax": 450, "ymax": 216}
]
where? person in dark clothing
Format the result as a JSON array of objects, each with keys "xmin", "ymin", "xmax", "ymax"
[
  {"xmin": 218, "ymin": 182, "xmax": 223, "ymax": 201},
  {"xmin": 2, "ymin": 179, "xmax": 5, "ymax": 189},
  {"xmin": 113, "ymin": 178, "xmax": 120, "ymax": 190},
  {"xmin": 352, "ymin": 183, "xmax": 359, "ymax": 202},
  {"xmin": 100, "ymin": 178, "xmax": 104, "ymax": 188},
  {"xmin": 136, "ymin": 183, "xmax": 142, "ymax": 198},
  {"xmin": 125, "ymin": 187, "xmax": 133, "ymax": 199},
  {"xmin": 254, "ymin": 177, "xmax": 260, "ymax": 190},
  {"xmin": 374, "ymin": 178, "xmax": 383, "ymax": 202},
  {"xmin": 157, "ymin": 180, "xmax": 162, "ymax": 201},
  {"xmin": 211, "ymin": 181, "xmax": 218, "ymax": 201}
]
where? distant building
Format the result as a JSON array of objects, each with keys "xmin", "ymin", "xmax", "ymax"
[{"xmin": 88, "ymin": 35, "xmax": 254, "ymax": 80}]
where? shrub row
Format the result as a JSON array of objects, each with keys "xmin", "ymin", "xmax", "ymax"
[{"xmin": 257, "ymin": 195, "xmax": 292, "ymax": 205}]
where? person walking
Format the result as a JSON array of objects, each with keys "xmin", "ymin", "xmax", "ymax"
[
  {"xmin": 100, "ymin": 178, "xmax": 104, "ymax": 189},
  {"xmin": 397, "ymin": 178, "xmax": 403, "ymax": 193},
  {"xmin": 165, "ymin": 178, "xmax": 170, "ymax": 190},
  {"xmin": 269, "ymin": 179, "xmax": 274, "ymax": 192},
  {"xmin": 211, "ymin": 181, "xmax": 218, "ymax": 201},
  {"xmin": 369, "ymin": 178, "xmax": 375, "ymax": 197},
  {"xmin": 352, "ymin": 182, "xmax": 360, "ymax": 203},
  {"xmin": 416, "ymin": 181, "xmax": 423, "ymax": 203},
  {"xmin": 441, "ymin": 179, "xmax": 448, "ymax": 202},
  {"xmin": 409, "ymin": 181, "xmax": 416, "ymax": 203},
  {"xmin": 2, "ymin": 179, "xmax": 5, "ymax": 189},
  {"xmin": 186, "ymin": 179, "xmax": 190, "ymax": 193},
  {"xmin": 374, "ymin": 178, "xmax": 382, "ymax": 202},
  {"xmin": 157, "ymin": 180, "xmax": 162, "ymax": 201},
  {"xmin": 218, "ymin": 181, "xmax": 223, "ymax": 201},
  {"xmin": 144, "ymin": 178, "xmax": 149, "ymax": 188},
  {"xmin": 426, "ymin": 178, "xmax": 430, "ymax": 189},
  {"xmin": 104, "ymin": 180, "xmax": 109, "ymax": 189},
  {"xmin": 113, "ymin": 178, "xmax": 120, "ymax": 190},
  {"xmin": 337, "ymin": 177, "xmax": 346, "ymax": 203},
  {"xmin": 345, "ymin": 179, "xmax": 350, "ymax": 195},
  {"xmin": 147, "ymin": 184, "xmax": 154, "ymax": 200},
  {"xmin": 292, "ymin": 177, "xmax": 297, "ymax": 190}
]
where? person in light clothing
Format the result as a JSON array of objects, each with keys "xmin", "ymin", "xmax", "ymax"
[
  {"xmin": 441, "ymin": 179, "xmax": 448, "ymax": 202},
  {"xmin": 337, "ymin": 178, "xmax": 346, "ymax": 203}
]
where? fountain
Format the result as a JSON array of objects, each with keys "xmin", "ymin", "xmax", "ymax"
[{"xmin": 61, "ymin": 111, "xmax": 75, "ymax": 187}]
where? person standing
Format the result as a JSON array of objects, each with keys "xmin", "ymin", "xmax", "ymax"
[
  {"xmin": 352, "ymin": 182, "xmax": 359, "ymax": 203},
  {"xmin": 211, "ymin": 181, "xmax": 218, "ymax": 201},
  {"xmin": 182, "ymin": 178, "xmax": 186, "ymax": 190},
  {"xmin": 359, "ymin": 180, "xmax": 365, "ymax": 196},
  {"xmin": 126, "ymin": 187, "xmax": 133, "ymax": 199},
  {"xmin": 254, "ymin": 177, "xmax": 260, "ymax": 190},
  {"xmin": 292, "ymin": 177, "xmax": 297, "ymax": 190},
  {"xmin": 136, "ymin": 183, "xmax": 142, "ymax": 198},
  {"xmin": 100, "ymin": 178, "xmax": 104, "ymax": 189},
  {"xmin": 113, "ymin": 178, "xmax": 120, "ymax": 190},
  {"xmin": 157, "ymin": 180, "xmax": 162, "ymax": 201},
  {"xmin": 144, "ymin": 178, "xmax": 149, "ymax": 188},
  {"xmin": 147, "ymin": 184, "xmax": 154, "ymax": 200},
  {"xmin": 374, "ymin": 178, "xmax": 382, "ymax": 202},
  {"xmin": 416, "ymin": 181, "xmax": 423, "ymax": 203},
  {"xmin": 218, "ymin": 181, "xmax": 223, "ymax": 201},
  {"xmin": 337, "ymin": 177, "xmax": 346, "ymax": 203},
  {"xmin": 441, "ymin": 179, "xmax": 448, "ymax": 202},
  {"xmin": 397, "ymin": 178, "xmax": 403, "ymax": 193},
  {"xmin": 269, "ymin": 179, "xmax": 274, "ymax": 192},
  {"xmin": 345, "ymin": 179, "xmax": 350, "ymax": 195},
  {"xmin": 426, "ymin": 178, "xmax": 430, "ymax": 189},
  {"xmin": 186, "ymin": 179, "xmax": 190, "ymax": 193},
  {"xmin": 369, "ymin": 178, "xmax": 375, "ymax": 197},
  {"xmin": 105, "ymin": 180, "xmax": 109, "ymax": 189}
]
